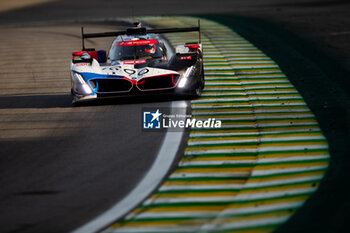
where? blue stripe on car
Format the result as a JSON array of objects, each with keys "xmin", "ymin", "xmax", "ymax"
[{"xmin": 81, "ymin": 72, "xmax": 125, "ymax": 80}]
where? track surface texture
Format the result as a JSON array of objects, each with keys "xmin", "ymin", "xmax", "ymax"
[
  {"xmin": 0, "ymin": 0, "xmax": 349, "ymax": 233},
  {"xmin": 0, "ymin": 24, "xmax": 173, "ymax": 233}
]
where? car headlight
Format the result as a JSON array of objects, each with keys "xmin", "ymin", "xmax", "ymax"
[
  {"xmin": 81, "ymin": 83, "xmax": 93, "ymax": 95},
  {"xmin": 178, "ymin": 66, "xmax": 194, "ymax": 88},
  {"xmin": 178, "ymin": 77, "xmax": 188, "ymax": 88},
  {"xmin": 72, "ymin": 72, "xmax": 93, "ymax": 95},
  {"xmin": 72, "ymin": 72, "xmax": 86, "ymax": 84}
]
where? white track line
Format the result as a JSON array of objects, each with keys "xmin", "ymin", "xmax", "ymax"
[{"xmin": 72, "ymin": 101, "xmax": 187, "ymax": 233}]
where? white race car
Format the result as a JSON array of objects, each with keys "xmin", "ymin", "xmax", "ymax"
[{"xmin": 70, "ymin": 22, "xmax": 204, "ymax": 104}]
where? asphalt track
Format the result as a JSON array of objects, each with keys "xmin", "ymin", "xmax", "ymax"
[
  {"xmin": 0, "ymin": 1, "xmax": 349, "ymax": 233},
  {"xmin": 0, "ymin": 23, "xmax": 178, "ymax": 233}
]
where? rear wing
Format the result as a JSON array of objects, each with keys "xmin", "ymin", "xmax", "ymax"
[{"xmin": 81, "ymin": 20, "xmax": 201, "ymax": 50}]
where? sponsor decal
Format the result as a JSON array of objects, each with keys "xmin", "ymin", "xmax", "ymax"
[
  {"xmin": 117, "ymin": 39, "xmax": 158, "ymax": 47},
  {"xmin": 123, "ymin": 60, "xmax": 147, "ymax": 65}
]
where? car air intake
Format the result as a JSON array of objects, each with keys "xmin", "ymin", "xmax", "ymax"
[
  {"xmin": 137, "ymin": 74, "xmax": 180, "ymax": 91},
  {"xmin": 89, "ymin": 79, "xmax": 132, "ymax": 93}
]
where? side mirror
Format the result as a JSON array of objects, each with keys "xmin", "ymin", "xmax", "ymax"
[
  {"xmin": 72, "ymin": 51, "xmax": 92, "ymax": 64},
  {"xmin": 175, "ymin": 45, "xmax": 189, "ymax": 54}
]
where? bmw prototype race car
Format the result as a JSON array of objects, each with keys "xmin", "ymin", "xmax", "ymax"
[{"xmin": 70, "ymin": 21, "xmax": 204, "ymax": 104}]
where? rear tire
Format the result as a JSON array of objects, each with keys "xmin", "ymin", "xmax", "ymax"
[
  {"xmin": 191, "ymin": 64, "xmax": 205, "ymax": 98},
  {"xmin": 194, "ymin": 85, "xmax": 202, "ymax": 97},
  {"xmin": 200, "ymin": 63, "xmax": 205, "ymax": 89},
  {"xmin": 190, "ymin": 77, "xmax": 203, "ymax": 98}
]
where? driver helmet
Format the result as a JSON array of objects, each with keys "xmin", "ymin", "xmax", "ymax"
[{"xmin": 145, "ymin": 44, "xmax": 156, "ymax": 54}]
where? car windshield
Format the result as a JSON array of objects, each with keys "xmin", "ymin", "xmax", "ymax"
[{"xmin": 109, "ymin": 39, "xmax": 162, "ymax": 61}]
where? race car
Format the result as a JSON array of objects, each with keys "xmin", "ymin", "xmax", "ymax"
[{"xmin": 70, "ymin": 21, "xmax": 204, "ymax": 104}]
